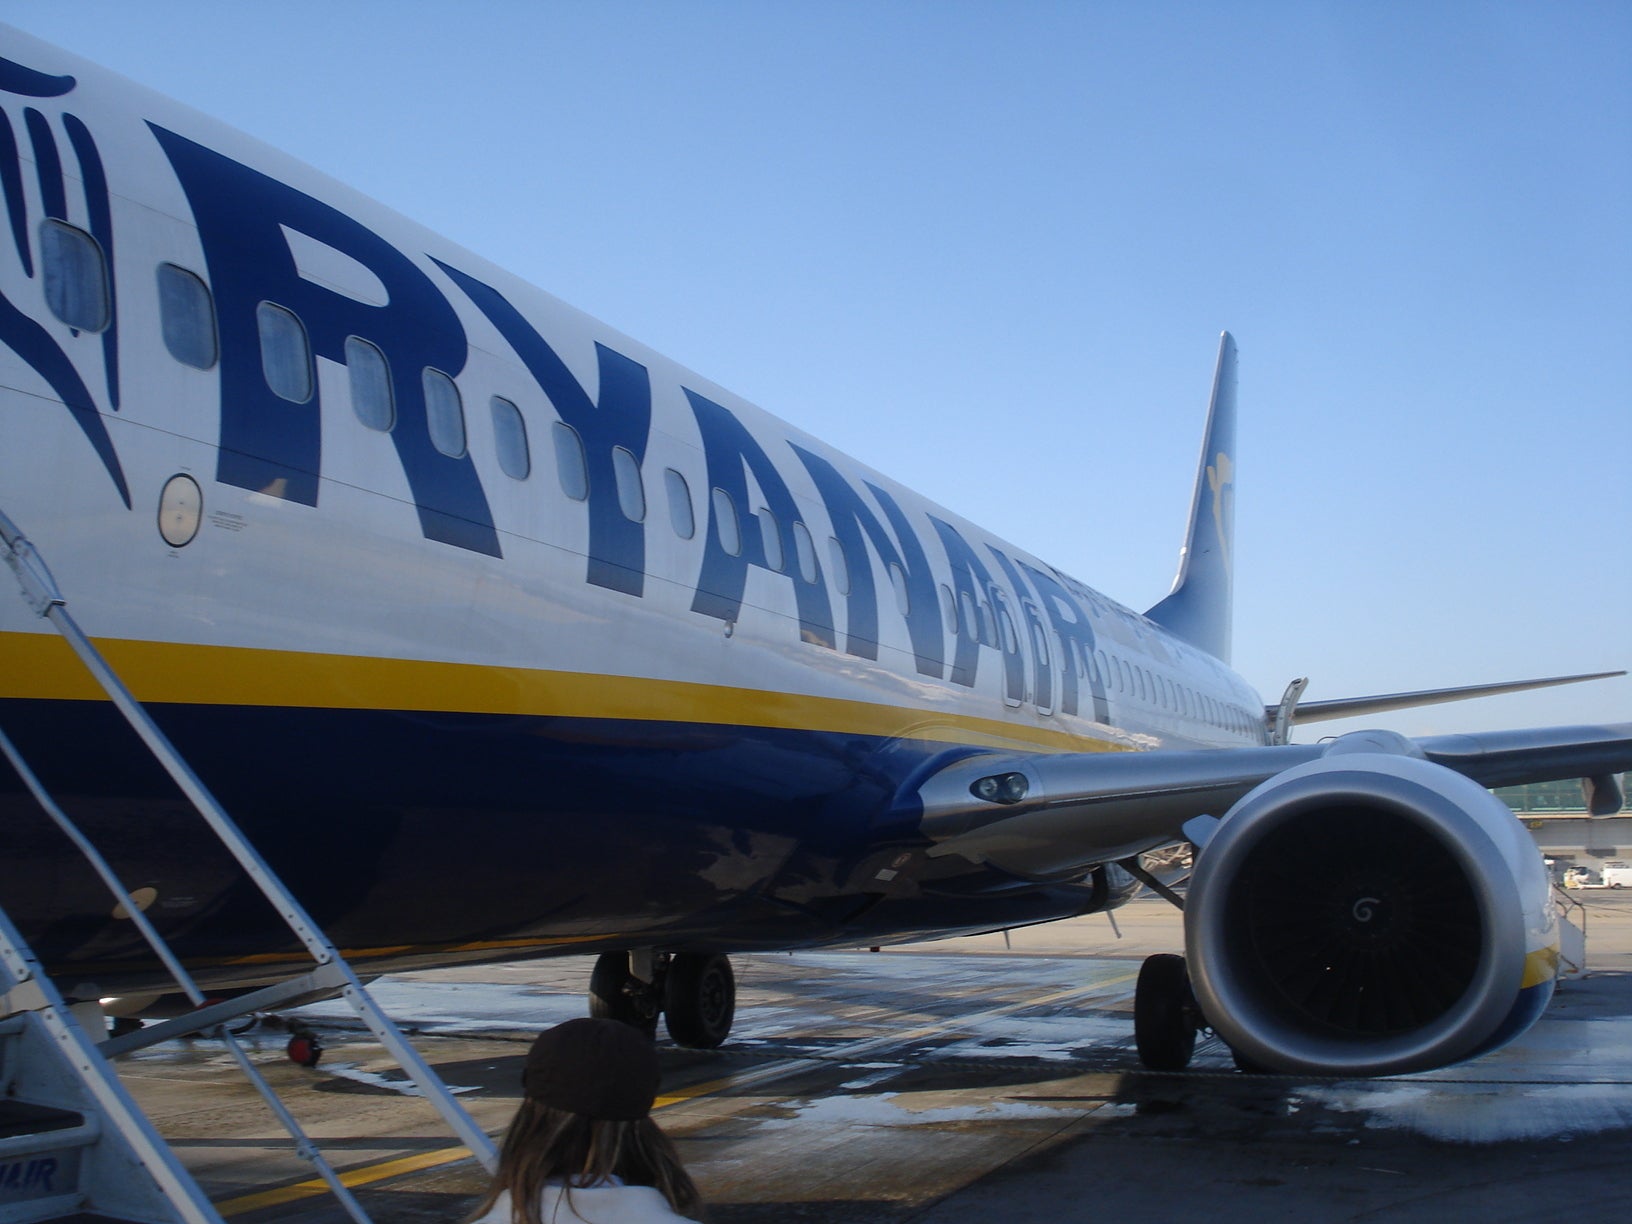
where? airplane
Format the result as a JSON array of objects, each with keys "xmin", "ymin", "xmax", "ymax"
[{"xmin": 0, "ymin": 24, "xmax": 1627, "ymax": 1079}]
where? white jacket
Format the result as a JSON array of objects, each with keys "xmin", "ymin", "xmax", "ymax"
[{"xmin": 471, "ymin": 1185, "xmax": 700, "ymax": 1224}]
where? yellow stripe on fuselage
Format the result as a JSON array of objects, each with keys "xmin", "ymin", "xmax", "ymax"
[{"xmin": 0, "ymin": 630, "xmax": 1126, "ymax": 755}]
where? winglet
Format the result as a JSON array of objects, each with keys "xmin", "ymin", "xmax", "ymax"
[{"xmin": 1146, "ymin": 332, "xmax": 1237, "ymax": 663}]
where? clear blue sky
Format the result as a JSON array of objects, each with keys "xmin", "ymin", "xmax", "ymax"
[{"xmin": 10, "ymin": 2, "xmax": 1630, "ymax": 740}]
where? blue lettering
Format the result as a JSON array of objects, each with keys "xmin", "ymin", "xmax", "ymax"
[
  {"xmin": 793, "ymin": 446, "xmax": 941, "ymax": 677},
  {"xmin": 1017, "ymin": 559, "xmax": 1108, "ymax": 720},
  {"xmin": 926, "ymin": 516, "xmax": 996, "ymax": 689},
  {"xmin": 686, "ymin": 393, "xmax": 835, "ymax": 647},
  {"xmin": 436, "ymin": 261, "xmax": 652, "ymax": 593},
  {"xmin": 153, "ymin": 127, "xmax": 500, "ymax": 556},
  {"xmin": 0, "ymin": 1156, "xmax": 57, "ymax": 1192}
]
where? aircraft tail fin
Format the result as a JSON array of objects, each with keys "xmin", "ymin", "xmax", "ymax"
[{"xmin": 1145, "ymin": 332, "xmax": 1238, "ymax": 663}]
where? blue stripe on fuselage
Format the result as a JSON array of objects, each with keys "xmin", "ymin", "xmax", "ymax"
[{"xmin": 0, "ymin": 695, "xmax": 1099, "ymax": 986}]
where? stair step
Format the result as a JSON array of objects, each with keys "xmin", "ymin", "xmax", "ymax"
[
  {"xmin": 0, "ymin": 1194, "xmax": 86, "ymax": 1224},
  {"xmin": 0, "ymin": 1103, "xmax": 83, "ymax": 1141}
]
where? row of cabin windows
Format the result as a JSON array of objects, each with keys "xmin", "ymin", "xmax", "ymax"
[
  {"xmin": 49, "ymin": 220, "xmax": 837, "ymax": 591},
  {"xmin": 43, "ymin": 220, "xmax": 1263, "ymax": 738},
  {"xmin": 925, "ymin": 581, "xmax": 1253, "ymax": 732}
]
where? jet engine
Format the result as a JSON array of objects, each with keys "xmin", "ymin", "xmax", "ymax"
[{"xmin": 1184, "ymin": 746, "xmax": 1557, "ymax": 1077}]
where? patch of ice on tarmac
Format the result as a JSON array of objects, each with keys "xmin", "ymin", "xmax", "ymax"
[
  {"xmin": 291, "ymin": 978, "xmax": 581, "ymax": 1033},
  {"xmin": 839, "ymin": 1068, "xmax": 903, "ymax": 1091},
  {"xmin": 321, "ymin": 1062, "xmax": 478, "ymax": 1096},
  {"xmin": 928, "ymin": 1012, "xmax": 1130, "ymax": 1061},
  {"xmin": 759, "ymin": 1091, "xmax": 1068, "ymax": 1129},
  {"xmin": 1305, "ymin": 1080, "xmax": 1632, "ymax": 1143}
]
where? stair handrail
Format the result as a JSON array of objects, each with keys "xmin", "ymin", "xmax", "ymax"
[{"xmin": 0, "ymin": 509, "xmax": 499, "ymax": 1204}]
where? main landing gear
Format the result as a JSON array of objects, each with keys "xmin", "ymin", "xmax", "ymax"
[
  {"xmin": 1133, "ymin": 953, "xmax": 1203, "ymax": 1071},
  {"xmin": 589, "ymin": 951, "xmax": 737, "ymax": 1049}
]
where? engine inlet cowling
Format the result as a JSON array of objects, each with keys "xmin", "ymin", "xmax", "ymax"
[{"xmin": 1185, "ymin": 752, "xmax": 1552, "ymax": 1077}]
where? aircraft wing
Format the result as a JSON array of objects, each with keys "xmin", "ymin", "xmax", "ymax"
[
  {"xmin": 1282, "ymin": 671, "xmax": 1626, "ymax": 726},
  {"xmin": 1418, "ymin": 723, "xmax": 1632, "ymax": 811},
  {"xmin": 911, "ymin": 722, "xmax": 1632, "ymax": 879}
]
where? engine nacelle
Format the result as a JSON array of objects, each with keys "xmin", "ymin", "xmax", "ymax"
[{"xmin": 1185, "ymin": 750, "xmax": 1558, "ymax": 1076}]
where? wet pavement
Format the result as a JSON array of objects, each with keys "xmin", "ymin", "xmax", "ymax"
[{"xmin": 107, "ymin": 891, "xmax": 1632, "ymax": 1222}]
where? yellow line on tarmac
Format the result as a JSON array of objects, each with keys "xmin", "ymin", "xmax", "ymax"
[
  {"xmin": 217, "ymin": 968, "xmax": 1138, "ymax": 1217},
  {"xmin": 216, "ymin": 1147, "xmax": 477, "ymax": 1215}
]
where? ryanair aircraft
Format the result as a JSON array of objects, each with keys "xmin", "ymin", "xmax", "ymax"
[{"xmin": 1, "ymin": 26, "xmax": 1627, "ymax": 1078}]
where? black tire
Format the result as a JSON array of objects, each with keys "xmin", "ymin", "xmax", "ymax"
[
  {"xmin": 589, "ymin": 952, "xmax": 658, "ymax": 1038},
  {"xmin": 1230, "ymin": 1045, "xmax": 1272, "ymax": 1074},
  {"xmin": 664, "ymin": 953, "xmax": 736, "ymax": 1049},
  {"xmin": 1134, "ymin": 953, "xmax": 1197, "ymax": 1071}
]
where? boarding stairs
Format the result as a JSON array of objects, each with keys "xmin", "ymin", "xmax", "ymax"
[{"xmin": 0, "ymin": 510, "xmax": 499, "ymax": 1223}]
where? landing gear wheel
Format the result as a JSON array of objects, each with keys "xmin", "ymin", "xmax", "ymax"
[
  {"xmin": 589, "ymin": 952, "xmax": 659, "ymax": 1038},
  {"xmin": 1134, "ymin": 953, "xmax": 1198, "ymax": 1071},
  {"xmin": 663, "ymin": 953, "xmax": 736, "ymax": 1049},
  {"xmin": 1230, "ymin": 1045, "xmax": 1271, "ymax": 1074}
]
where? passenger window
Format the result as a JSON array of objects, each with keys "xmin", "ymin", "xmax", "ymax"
[
  {"xmin": 792, "ymin": 521, "xmax": 818, "ymax": 584},
  {"xmin": 958, "ymin": 591, "xmax": 977, "ymax": 638},
  {"xmin": 345, "ymin": 337, "xmax": 394, "ymax": 431},
  {"xmin": 664, "ymin": 468, "xmax": 695, "ymax": 539},
  {"xmin": 940, "ymin": 585, "xmax": 958, "ymax": 636},
  {"xmin": 613, "ymin": 447, "xmax": 646, "ymax": 522},
  {"xmin": 997, "ymin": 606, "xmax": 1019, "ymax": 655},
  {"xmin": 711, "ymin": 488, "xmax": 741, "ymax": 556},
  {"xmin": 256, "ymin": 302, "xmax": 312, "ymax": 402},
  {"xmin": 423, "ymin": 368, "xmax": 466, "ymax": 457},
  {"xmin": 1031, "ymin": 619, "xmax": 1050, "ymax": 667},
  {"xmin": 889, "ymin": 564, "xmax": 910, "ymax": 616},
  {"xmin": 827, "ymin": 537, "xmax": 851, "ymax": 596},
  {"xmin": 552, "ymin": 422, "xmax": 588, "ymax": 500},
  {"xmin": 758, "ymin": 509, "xmax": 784, "ymax": 572},
  {"xmin": 490, "ymin": 396, "xmax": 529, "ymax": 478},
  {"xmin": 41, "ymin": 220, "xmax": 108, "ymax": 332},
  {"xmin": 157, "ymin": 264, "xmax": 217, "ymax": 369}
]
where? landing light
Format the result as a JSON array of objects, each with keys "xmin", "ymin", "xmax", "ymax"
[{"xmin": 971, "ymin": 772, "xmax": 1029, "ymax": 805}]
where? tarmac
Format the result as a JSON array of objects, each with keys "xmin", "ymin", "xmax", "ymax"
[{"xmin": 107, "ymin": 889, "xmax": 1632, "ymax": 1222}]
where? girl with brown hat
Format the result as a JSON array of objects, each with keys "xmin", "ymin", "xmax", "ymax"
[{"xmin": 468, "ymin": 1017, "xmax": 703, "ymax": 1223}]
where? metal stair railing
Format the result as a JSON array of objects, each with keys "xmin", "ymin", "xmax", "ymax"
[
  {"xmin": 0, "ymin": 904, "xmax": 222, "ymax": 1224},
  {"xmin": 0, "ymin": 509, "xmax": 499, "ymax": 1219}
]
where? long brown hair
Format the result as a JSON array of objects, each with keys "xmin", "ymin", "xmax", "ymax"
[{"xmin": 468, "ymin": 1098, "xmax": 702, "ymax": 1223}]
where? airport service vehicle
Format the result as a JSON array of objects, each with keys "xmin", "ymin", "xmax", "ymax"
[
  {"xmin": 0, "ymin": 26, "xmax": 1629, "ymax": 1079},
  {"xmin": 1603, "ymin": 865, "xmax": 1632, "ymax": 889}
]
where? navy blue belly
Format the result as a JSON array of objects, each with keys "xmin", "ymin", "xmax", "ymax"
[{"xmin": 0, "ymin": 698, "xmax": 1113, "ymax": 989}]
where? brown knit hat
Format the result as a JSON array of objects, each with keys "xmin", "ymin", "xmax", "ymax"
[{"xmin": 520, "ymin": 1018, "xmax": 661, "ymax": 1121}]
